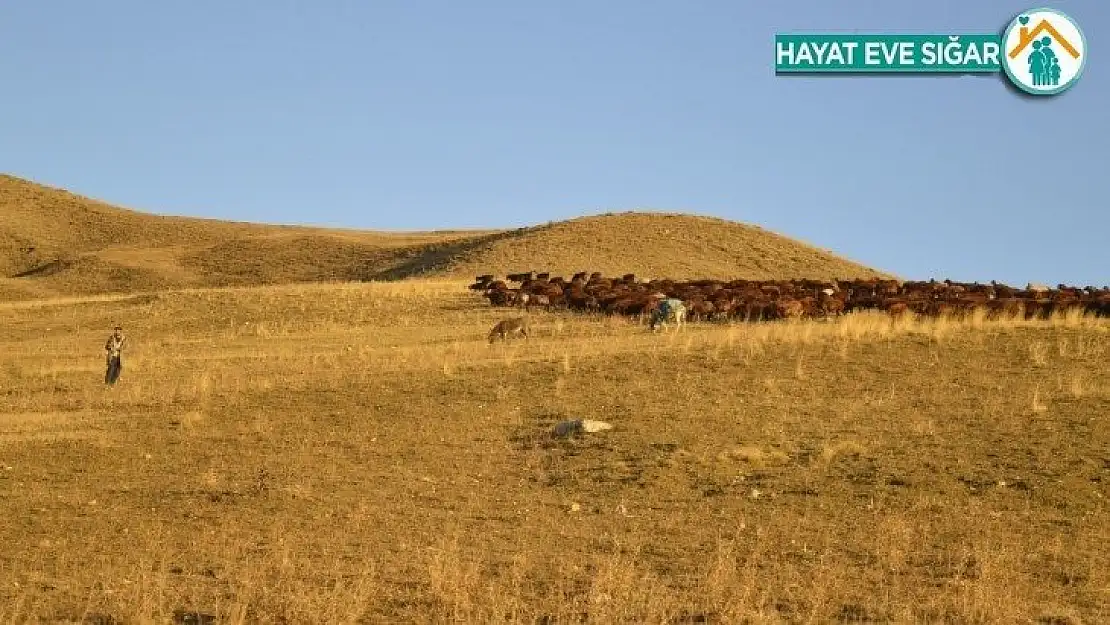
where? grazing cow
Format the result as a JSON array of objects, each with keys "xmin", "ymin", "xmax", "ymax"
[
  {"xmin": 469, "ymin": 274, "xmax": 494, "ymax": 290},
  {"xmin": 774, "ymin": 298, "xmax": 805, "ymax": 320},
  {"xmin": 650, "ymin": 298, "xmax": 687, "ymax": 332},
  {"xmin": 818, "ymin": 291, "xmax": 845, "ymax": 318},
  {"xmin": 485, "ymin": 289, "xmax": 515, "ymax": 307},
  {"xmin": 488, "ymin": 317, "xmax": 530, "ymax": 344},
  {"xmin": 685, "ymin": 298, "xmax": 714, "ymax": 322},
  {"xmin": 526, "ymin": 294, "xmax": 552, "ymax": 311},
  {"xmin": 880, "ymin": 299, "xmax": 910, "ymax": 319}
]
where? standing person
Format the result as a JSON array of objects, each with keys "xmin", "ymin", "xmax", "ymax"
[
  {"xmin": 105, "ymin": 325, "xmax": 127, "ymax": 385},
  {"xmin": 1028, "ymin": 40, "xmax": 1046, "ymax": 86}
]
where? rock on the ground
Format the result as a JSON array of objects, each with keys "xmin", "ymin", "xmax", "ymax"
[{"xmin": 553, "ymin": 419, "xmax": 613, "ymax": 437}]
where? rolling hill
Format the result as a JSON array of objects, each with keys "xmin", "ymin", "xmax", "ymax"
[
  {"xmin": 430, "ymin": 212, "xmax": 888, "ymax": 282},
  {"xmin": 0, "ymin": 174, "xmax": 888, "ymax": 299}
]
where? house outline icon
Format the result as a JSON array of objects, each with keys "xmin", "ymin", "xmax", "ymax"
[{"xmin": 1008, "ymin": 18, "xmax": 1081, "ymax": 60}]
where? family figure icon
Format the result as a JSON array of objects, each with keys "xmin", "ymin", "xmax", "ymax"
[{"xmin": 1027, "ymin": 37, "xmax": 1061, "ymax": 86}]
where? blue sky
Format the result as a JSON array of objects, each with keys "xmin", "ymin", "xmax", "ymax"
[{"xmin": 1, "ymin": 1, "xmax": 1106, "ymax": 286}]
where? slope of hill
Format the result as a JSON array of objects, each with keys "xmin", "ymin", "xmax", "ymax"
[
  {"xmin": 432, "ymin": 212, "xmax": 887, "ymax": 281},
  {"xmin": 0, "ymin": 175, "xmax": 493, "ymax": 297},
  {"xmin": 0, "ymin": 174, "xmax": 264, "ymax": 275},
  {"xmin": 0, "ymin": 174, "xmax": 888, "ymax": 299}
]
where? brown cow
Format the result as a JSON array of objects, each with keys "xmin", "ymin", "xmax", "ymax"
[
  {"xmin": 775, "ymin": 298, "xmax": 804, "ymax": 320},
  {"xmin": 525, "ymin": 294, "xmax": 552, "ymax": 311}
]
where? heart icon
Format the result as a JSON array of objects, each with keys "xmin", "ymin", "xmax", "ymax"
[{"xmin": 1019, "ymin": 15, "xmax": 1030, "ymax": 25}]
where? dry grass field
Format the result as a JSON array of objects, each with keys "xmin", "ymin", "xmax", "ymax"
[{"xmin": 0, "ymin": 280, "xmax": 1106, "ymax": 624}]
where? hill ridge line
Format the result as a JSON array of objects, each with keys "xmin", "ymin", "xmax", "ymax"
[{"xmin": 1, "ymin": 174, "xmax": 889, "ymax": 300}]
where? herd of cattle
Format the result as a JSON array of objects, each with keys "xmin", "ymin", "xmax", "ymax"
[{"xmin": 469, "ymin": 271, "xmax": 1110, "ymax": 323}]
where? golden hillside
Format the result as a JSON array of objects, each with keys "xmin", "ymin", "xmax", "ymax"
[
  {"xmin": 0, "ymin": 175, "xmax": 492, "ymax": 297},
  {"xmin": 435, "ymin": 212, "xmax": 887, "ymax": 281},
  {"xmin": 0, "ymin": 175, "xmax": 887, "ymax": 299}
]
